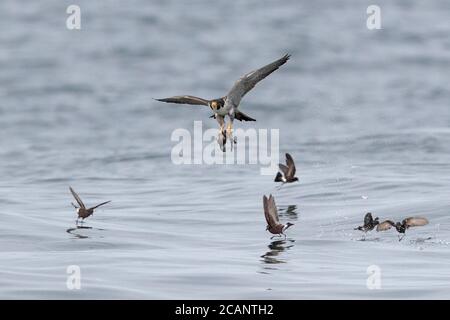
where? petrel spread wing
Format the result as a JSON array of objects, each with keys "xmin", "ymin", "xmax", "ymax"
[
  {"xmin": 403, "ymin": 217, "xmax": 429, "ymax": 228},
  {"xmin": 69, "ymin": 187, "xmax": 86, "ymax": 209},
  {"xmin": 285, "ymin": 153, "xmax": 296, "ymax": 177},
  {"xmin": 268, "ymin": 195, "xmax": 280, "ymax": 225},
  {"xmin": 225, "ymin": 54, "xmax": 290, "ymax": 107},
  {"xmin": 363, "ymin": 212, "xmax": 374, "ymax": 226},
  {"xmin": 263, "ymin": 195, "xmax": 272, "ymax": 226},
  {"xmin": 155, "ymin": 95, "xmax": 210, "ymax": 106},
  {"xmin": 278, "ymin": 164, "xmax": 289, "ymax": 176},
  {"xmin": 376, "ymin": 220, "xmax": 395, "ymax": 231},
  {"xmin": 89, "ymin": 200, "xmax": 111, "ymax": 211},
  {"xmin": 263, "ymin": 194, "xmax": 280, "ymax": 228}
]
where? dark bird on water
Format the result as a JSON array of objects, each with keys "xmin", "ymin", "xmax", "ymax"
[
  {"xmin": 70, "ymin": 187, "xmax": 111, "ymax": 224},
  {"xmin": 263, "ymin": 194, "xmax": 294, "ymax": 239},
  {"xmin": 354, "ymin": 212, "xmax": 379, "ymax": 232},
  {"xmin": 274, "ymin": 153, "xmax": 298, "ymax": 184},
  {"xmin": 156, "ymin": 54, "xmax": 290, "ymax": 151},
  {"xmin": 376, "ymin": 217, "xmax": 429, "ymax": 235}
]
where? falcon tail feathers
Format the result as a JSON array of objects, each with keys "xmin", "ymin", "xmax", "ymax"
[{"xmin": 235, "ymin": 110, "xmax": 256, "ymax": 122}]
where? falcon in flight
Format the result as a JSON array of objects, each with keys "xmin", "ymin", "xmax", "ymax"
[{"xmin": 156, "ymin": 54, "xmax": 290, "ymax": 151}]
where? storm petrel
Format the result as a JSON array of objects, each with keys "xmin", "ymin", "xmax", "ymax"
[
  {"xmin": 263, "ymin": 194, "xmax": 294, "ymax": 239},
  {"xmin": 156, "ymin": 54, "xmax": 290, "ymax": 150},
  {"xmin": 274, "ymin": 153, "xmax": 298, "ymax": 184},
  {"xmin": 70, "ymin": 187, "xmax": 111, "ymax": 224},
  {"xmin": 354, "ymin": 212, "xmax": 379, "ymax": 232},
  {"xmin": 377, "ymin": 217, "xmax": 429, "ymax": 240}
]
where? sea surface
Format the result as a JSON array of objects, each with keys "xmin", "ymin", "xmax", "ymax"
[{"xmin": 1, "ymin": 0, "xmax": 450, "ymax": 299}]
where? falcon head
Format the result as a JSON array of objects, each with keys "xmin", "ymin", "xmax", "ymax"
[
  {"xmin": 210, "ymin": 101, "xmax": 218, "ymax": 110},
  {"xmin": 210, "ymin": 100, "xmax": 223, "ymax": 111}
]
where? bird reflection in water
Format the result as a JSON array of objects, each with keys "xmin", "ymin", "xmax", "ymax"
[
  {"xmin": 260, "ymin": 203, "xmax": 297, "ymax": 269},
  {"xmin": 66, "ymin": 225, "xmax": 105, "ymax": 239},
  {"xmin": 278, "ymin": 205, "xmax": 298, "ymax": 220},
  {"xmin": 260, "ymin": 239, "xmax": 296, "ymax": 268}
]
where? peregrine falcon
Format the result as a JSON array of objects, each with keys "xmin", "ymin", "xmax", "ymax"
[{"xmin": 156, "ymin": 54, "xmax": 290, "ymax": 151}]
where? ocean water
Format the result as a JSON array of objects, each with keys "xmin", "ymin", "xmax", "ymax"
[{"xmin": 1, "ymin": 0, "xmax": 450, "ymax": 299}]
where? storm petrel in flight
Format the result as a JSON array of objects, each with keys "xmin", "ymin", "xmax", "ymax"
[
  {"xmin": 156, "ymin": 54, "xmax": 290, "ymax": 151},
  {"xmin": 274, "ymin": 153, "xmax": 298, "ymax": 184},
  {"xmin": 70, "ymin": 187, "xmax": 111, "ymax": 224},
  {"xmin": 354, "ymin": 212, "xmax": 379, "ymax": 232},
  {"xmin": 263, "ymin": 194, "xmax": 294, "ymax": 239},
  {"xmin": 377, "ymin": 216, "xmax": 429, "ymax": 240}
]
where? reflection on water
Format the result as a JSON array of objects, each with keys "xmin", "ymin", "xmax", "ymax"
[
  {"xmin": 278, "ymin": 205, "xmax": 298, "ymax": 220},
  {"xmin": 66, "ymin": 226, "xmax": 91, "ymax": 239},
  {"xmin": 356, "ymin": 236, "xmax": 381, "ymax": 242},
  {"xmin": 260, "ymin": 204, "xmax": 297, "ymax": 270},
  {"xmin": 409, "ymin": 237, "xmax": 433, "ymax": 246},
  {"xmin": 260, "ymin": 239, "xmax": 295, "ymax": 268},
  {"xmin": 355, "ymin": 234, "xmax": 435, "ymax": 243},
  {"xmin": 66, "ymin": 225, "xmax": 104, "ymax": 239}
]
